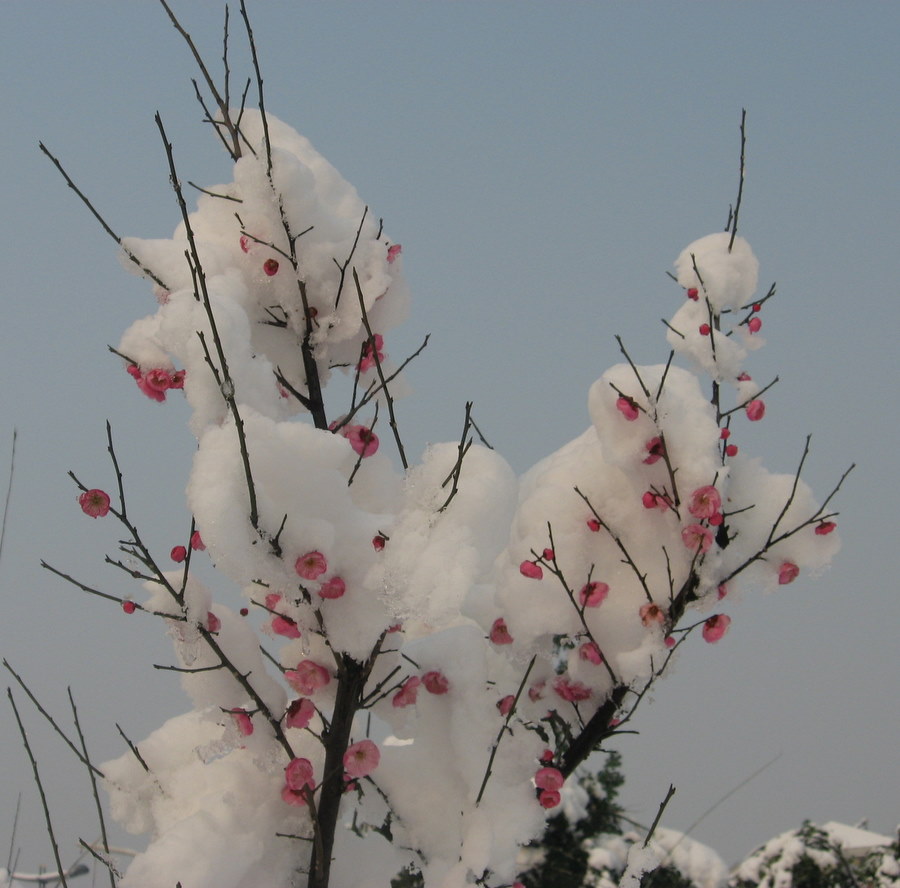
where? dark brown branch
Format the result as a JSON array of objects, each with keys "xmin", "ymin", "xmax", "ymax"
[{"xmin": 728, "ymin": 109, "xmax": 747, "ymax": 252}]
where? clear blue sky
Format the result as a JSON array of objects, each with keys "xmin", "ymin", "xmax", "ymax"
[{"xmin": 1, "ymin": 0, "xmax": 898, "ymax": 874}]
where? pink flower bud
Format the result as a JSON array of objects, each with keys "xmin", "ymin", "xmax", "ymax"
[
  {"xmin": 534, "ymin": 766, "xmax": 565, "ymax": 791},
  {"xmin": 490, "ymin": 618, "xmax": 514, "ymax": 645},
  {"xmin": 578, "ymin": 581, "xmax": 609, "ymax": 608},
  {"xmin": 586, "ymin": 517, "xmax": 602, "ymax": 532},
  {"xmin": 122, "ymin": 600, "xmax": 136, "ymax": 614},
  {"xmin": 748, "ymin": 317, "xmax": 762, "ymax": 333},
  {"xmin": 387, "ymin": 243, "xmax": 402, "ymax": 263},
  {"xmin": 520, "ymin": 560, "xmax": 543, "ymax": 579},
  {"xmin": 687, "ymin": 288, "xmax": 699, "ymax": 301},
  {"xmin": 539, "ymin": 789, "xmax": 561, "ymax": 808},
  {"xmin": 725, "ymin": 443, "xmax": 739, "ymax": 457},
  {"xmin": 702, "ymin": 613, "xmax": 731, "ymax": 643},
  {"xmin": 815, "ymin": 521, "xmax": 836, "ymax": 535},
  {"xmin": 263, "ymin": 258, "xmax": 279, "ymax": 276},
  {"xmin": 190, "ymin": 531, "xmax": 205, "ymax": 550},
  {"xmin": 745, "ymin": 399, "xmax": 766, "ymax": 421},
  {"xmin": 616, "ymin": 396, "xmax": 640, "ymax": 421},
  {"xmin": 170, "ymin": 545, "xmax": 187, "ymax": 563},
  {"xmin": 497, "ymin": 694, "xmax": 515, "ymax": 717},
  {"xmin": 206, "ymin": 611, "xmax": 220, "ymax": 632},
  {"xmin": 778, "ymin": 562, "xmax": 799, "ymax": 585},
  {"xmin": 699, "ymin": 323, "xmax": 711, "ymax": 336}
]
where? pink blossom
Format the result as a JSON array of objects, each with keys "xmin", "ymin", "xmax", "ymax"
[
  {"xmin": 206, "ymin": 611, "xmax": 221, "ymax": 632},
  {"xmin": 534, "ymin": 766, "xmax": 564, "ymax": 791},
  {"xmin": 283, "ymin": 758, "xmax": 316, "ymax": 805},
  {"xmin": 489, "ymin": 618, "xmax": 514, "ymax": 645},
  {"xmin": 720, "ymin": 427, "xmax": 731, "ymax": 439},
  {"xmin": 285, "ymin": 660, "xmax": 331, "ymax": 695},
  {"xmin": 229, "ymin": 708, "xmax": 254, "ymax": 736},
  {"xmin": 497, "ymin": 695, "xmax": 515, "ymax": 717},
  {"xmin": 687, "ymin": 287, "xmax": 699, "ymax": 301},
  {"xmin": 699, "ymin": 323, "xmax": 711, "ymax": 336},
  {"xmin": 122, "ymin": 600, "xmax": 136, "ymax": 614},
  {"xmin": 753, "ymin": 303, "xmax": 762, "ymax": 312},
  {"xmin": 358, "ymin": 334, "xmax": 385, "ymax": 373},
  {"xmin": 639, "ymin": 602, "xmax": 666, "ymax": 627},
  {"xmin": 346, "ymin": 425, "xmax": 379, "ymax": 457},
  {"xmin": 553, "ymin": 676, "xmax": 592, "ymax": 703},
  {"xmin": 372, "ymin": 533, "xmax": 387, "ymax": 550},
  {"xmin": 717, "ymin": 583, "xmax": 728, "ymax": 599},
  {"xmin": 745, "ymin": 399, "xmax": 766, "ymax": 421},
  {"xmin": 542, "ymin": 548, "xmax": 555, "ymax": 561},
  {"xmin": 272, "ymin": 614, "xmax": 301, "ymax": 638},
  {"xmin": 170, "ymin": 545, "xmax": 187, "ymax": 563},
  {"xmin": 239, "ymin": 234, "xmax": 251, "ymax": 253},
  {"xmin": 815, "ymin": 521, "xmax": 836, "ymax": 535},
  {"xmin": 748, "ymin": 316, "xmax": 762, "ymax": 333},
  {"xmin": 392, "ymin": 675, "xmax": 420, "ymax": 708},
  {"xmin": 386, "ymin": 243, "xmax": 402, "ymax": 263},
  {"xmin": 520, "ymin": 560, "xmax": 543, "ymax": 580},
  {"xmin": 344, "ymin": 739, "xmax": 381, "ymax": 778},
  {"xmin": 642, "ymin": 491, "xmax": 671, "ymax": 511},
  {"xmin": 539, "ymin": 789, "xmax": 561, "ymax": 809},
  {"xmin": 664, "ymin": 635, "xmax": 676, "ymax": 648},
  {"xmin": 681, "ymin": 524, "xmax": 713, "ymax": 553},
  {"xmin": 318, "ymin": 576, "xmax": 346, "ymax": 599},
  {"xmin": 778, "ymin": 561, "xmax": 800, "ymax": 585},
  {"xmin": 295, "ymin": 550, "xmax": 327, "ymax": 580},
  {"xmin": 708, "ymin": 511, "xmax": 724, "ymax": 526},
  {"xmin": 616, "ymin": 396, "xmax": 640, "ymax": 421},
  {"xmin": 643, "ymin": 437, "xmax": 665, "ymax": 464},
  {"xmin": 170, "ymin": 369, "xmax": 186, "ymax": 389},
  {"xmin": 285, "ymin": 697, "xmax": 316, "ymax": 730},
  {"xmin": 702, "ymin": 613, "xmax": 731, "ymax": 643},
  {"xmin": 422, "ymin": 671, "xmax": 450, "ymax": 695},
  {"xmin": 688, "ymin": 485, "xmax": 722, "ymax": 520},
  {"xmin": 586, "ymin": 517, "xmax": 602, "ymax": 532},
  {"xmin": 78, "ymin": 489, "xmax": 111, "ymax": 518},
  {"xmin": 190, "ymin": 531, "xmax": 205, "ymax": 550},
  {"xmin": 143, "ymin": 368, "xmax": 173, "ymax": 393},
  {"xmin": 737, "ymin": 372, "xmax": 752, "ymax": 382},
  {"xmin": 725, "ymin": 443, "xmax": 739, "ymax": 457},
  {"xmin": 578, "ymin": 641, "xmax": 603, "ymax": 664},
  {"xmin": 539, "ymin": 749, "xmax": 554, "ymax": 763},
  {"xmin": 578, "ymin": 581, "xmax": 609, "ymax": 608},
  {"xmin": 263, "ymin": 258, "xmax": 279, "ymax": 276}
]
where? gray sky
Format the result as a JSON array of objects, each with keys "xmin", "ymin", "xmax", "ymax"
[{"xmin": 1, "ymin": 0, "xmax": 898, "ymax": 874}]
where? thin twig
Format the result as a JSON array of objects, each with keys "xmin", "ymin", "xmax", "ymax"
[
  {"xmin": 643, "ymin": 784, "xmax": 676, "ymax": 848},
  {"xmin": 7, "ymin": 689, "xmax": 70, "ymax": 888},
  {"xmin": 728, "ymin": 109, "xmax": 747, "ymax": 252},
  {"xmin": 0, "ymin": 429, "xmax": 16, "ymax": 566}
]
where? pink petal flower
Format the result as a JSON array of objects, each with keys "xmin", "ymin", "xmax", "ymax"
[
  {"xmin": 778, "ymin": 561, "xmax": 799, "ymax": 585},
  {"xmin": 616, "ymin": 396, "xmax": 640, "ymax": 421},
  {"xmin": 344, "ymin": 739, "xmax": 381, "ymax": 778},
  {"xmin": 229, "ymin": 708, "xmax": 254, "ymax": 736},
  {"xmin": 272, "ymin": 614, "xmax": 301, "ymax": 638},
  {"xmin": 745, "ymin": 399, "xmax": 766, "ymax": 421},
  {"xmin": 143, "ymin": 368, "xmax": 173, "ymax": 393},
  {"xmin": 497, "ymin": 694, "xmax": 515, "ymax": 717},
  {"xmin": 281, "ymin": 785, "xmax": 309, "ymax": 806},
  {"xmin": 578, "ymin": 641, "xmax": 603, "ymax": 664},
  {"xmin": 170, "ymin": 369, "xmax": 186, "ymax": 389},
  {"xmin": 285, "ymin": 757, "xmax": 316, "ymax": 792},
  {"xmin": 78, "ymin": 489, "xmax": 111, "ymax": 518},
  {"xmin": 552, "ymin": 676, "xmax": 592, "ymax": 702},
  {"xmin": 702, "ymin": 613, "xmax": 731, "ymax": 643},
  {"xmin": 285, "ymin": 697, "xmax": 316, "ymax": 730},
  {"xmin": 318, "ymin": 576, "xmax": 346, "ymax": 600},
  {"xmin": 386, "ymin": 244, "xmax": 402, "ymax": 263},
  {"xmin": 639, "ymin": 602, "xmax": 666, "ymax": 627},
  {"xmin": 681, "ymin": 524, "xmax": 713, "ymax": 553},
  {"xmin": 392, "ymin": 675, "xmax": 420, "ymax": 708},
  {"xmin": 346, "ymin": 425, "xmax": 379, "ymax": 457},
  {"xmin": 642, "ymin": 491, "xmax": 671, "ymax": 511},
  {"xmin": 285, "ymin": 660, "xmax": 331, "ymax": 695},
  {"xmin": 490, "ymin": 618, "xmax": 514, "ymax": 645},
  {"xmin": 534, "ymin": 766, "xmax": 564, "ymax": 791},
  {"xmin": 263, "ymin": 258, "xmax": 279, "ymax": 276},
  {"xmin": 539, "ymin": 789, "xmax": 561, "ymax": 809},
  {"xmin": 643, "ymin": 437, "xmax": 665, "ymax": 464},
  {"xmin": 295, "ymin": 550, "xmax": 328, "ymax": 580},
  {"xmin": 519, "ymin": 560, "xmax": 543, "ymax": 579},
  {"xmin": 422, "ymin": 671, "xmax": 450, "ymax": 695},
  {"xmin": 135, "ymin": 372, "xmax": 166, "ymax": 402},
  {"xmin": 190, "ymin": 531, "xmax": 205, "ymax": 550},
  {"xmin": 815, "ymin": 521, "xmax": 836, "ymax": 535},
  {"xmin": 170, "ymin": 545, "xmax": 187, "ymax": 563},
  {"xmin": 688, "ymin": 485, "xmax": 722, "ymax": 520},
  {"xmin": 358, "ymin": 334, "xmax": 385, "ymax": 373},
  {"xmin": 578, "ymin": 581, "xmax": 609, "ymax": 608}
]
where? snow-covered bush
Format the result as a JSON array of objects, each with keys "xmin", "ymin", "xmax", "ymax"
[
  {"xmin": 35, "ymin": 6, "xmax": 851, "ymax": 888},
  {"xmin": 731, "ymin": 821, "xmax": 900, "ymax": 888}
]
